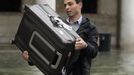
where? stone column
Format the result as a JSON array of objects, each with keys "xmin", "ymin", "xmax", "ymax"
[
  {"xmin": 121, "ymin": 0, "xmax": 134, "ymax": 47},
  {"xmin": 36, "ymin": 0, "xmax": 56, "ymax": 10}
]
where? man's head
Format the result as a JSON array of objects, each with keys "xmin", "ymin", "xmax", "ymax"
[{"xmin": 64, "ymin": 0, "xmax": 83, "ymax": 18}]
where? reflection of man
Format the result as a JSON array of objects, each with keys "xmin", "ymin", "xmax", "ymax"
[{"xmin": 22, "ymin": 0, "xmax": 98, "ymax": 75}]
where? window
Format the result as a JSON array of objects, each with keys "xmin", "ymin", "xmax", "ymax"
[
  {"xmin": 82, "ymin": 0, "xmax": 98, "ymax": 13},
  {"xmin": 0, "ymin": 0, "xmax": 22, "ymax": 12}
]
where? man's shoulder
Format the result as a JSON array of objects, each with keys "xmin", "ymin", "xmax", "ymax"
[{"xmin": 81, "ymin": 17, "xmax": 96, "ymax": 28}]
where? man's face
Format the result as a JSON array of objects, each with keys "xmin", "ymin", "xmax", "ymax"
[{"xmin": 64, "ymin": 0, "xmax": 82, "ymax": 17}]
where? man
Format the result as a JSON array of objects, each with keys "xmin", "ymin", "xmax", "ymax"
[
  {"xmin": 22, "ymin": 0, "xmax": 98, "ymax": 75},
  {"xmin": 63, "ymin": 0, "xmax": 98, "ymax": 75}
]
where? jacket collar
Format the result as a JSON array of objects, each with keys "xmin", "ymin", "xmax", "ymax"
[
  {"xmin": 76, "ymin": 17, "xmax": 90, "ymax": 33},
  {"xmin": 80, "ymin": 17, "xmax": 89, "ymax": 26},
  {"xmin": 66, "ymin": 16, "xmax": 82, "ymax": 25}
]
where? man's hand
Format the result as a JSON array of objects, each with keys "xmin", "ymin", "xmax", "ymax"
[
  {"xmin": 22, "ymin": 50, "xmax": 29, "ymax": 61},
  {"xmin": 75, "ymin": 38, "xmax": 87, "ymax": 50}
]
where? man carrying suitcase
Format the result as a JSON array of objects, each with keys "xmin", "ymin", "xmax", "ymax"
[
  {"xmin": 22, "ymin": 0, "xmax": 98, "ymax": 75},
  {"xmin": 63, "ymin": 0, "xmax": 98, "ymax": 75}
]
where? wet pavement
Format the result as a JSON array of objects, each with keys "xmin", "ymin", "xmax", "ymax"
[
  {"xmin": 0, "ymin": 45, "xmax": 44, "ymax": 75},
  {"xmin": 91, "ymin": 46, "xmax": 134, "ymax": 75},
  {"xmin": 0, "ymin": 45, "xmax": 134, "ymax": 75}
]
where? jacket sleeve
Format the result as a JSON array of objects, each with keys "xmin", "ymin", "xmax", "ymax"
[
  {"xmin": 28, "ymin": 61, "xmax": 34, "ymax": 66},
  {"xmin": 82, "ymin": 26, "xmax": 99, "ymax": 59}
]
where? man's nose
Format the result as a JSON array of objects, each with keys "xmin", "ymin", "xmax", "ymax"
[{"xmin": 65, "ymin": 5, "xmax": 69, "ymax": 9}]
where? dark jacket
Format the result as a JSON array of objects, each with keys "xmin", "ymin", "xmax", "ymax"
[
  {"xmin": 77, "ymin": 17, "xmax": 98, "ymax": 59},
  {"xmin": 68, "ymin": 17, "xmax": 98, "ymax": 75}
]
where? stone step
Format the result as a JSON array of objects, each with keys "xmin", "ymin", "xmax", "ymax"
[{"xmin": 0, "ymin": 43, "xmax": 17, "ymax": 50}]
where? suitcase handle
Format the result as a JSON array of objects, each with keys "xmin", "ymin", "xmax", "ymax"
[
  {"xmin": 29, "ymin": 31, "xmax": 62, "ymax": 69},
  {"xmin": 49, "ymin": 15, "xmax": 73, "ymax": 31},
  {"xmin": 49, "ymin": 16, "xmax": 80, "ymax": 39},
  {"xmin": 49, "ymin": 16, "xmax": 60, "ymax": 27},
  {"xmin": 51, "ymin": 51, "xmax": 62, "ymax": 69}
]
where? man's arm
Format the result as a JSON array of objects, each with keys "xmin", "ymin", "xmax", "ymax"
[{"xmin": 84, "ymin": 27, "xmax": 98, "ymax": 59}]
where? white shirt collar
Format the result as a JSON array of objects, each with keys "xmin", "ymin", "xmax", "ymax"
[{"xmin": 67, "ymin": 16, "xmax": 82, "ymax": 25}]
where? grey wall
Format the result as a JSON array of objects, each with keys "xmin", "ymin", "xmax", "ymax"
[{"xmin": 0, "ymin": 0, "xmax": 35, "ymax": 44}]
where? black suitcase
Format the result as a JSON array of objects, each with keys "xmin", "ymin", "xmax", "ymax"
[{"xmin": 12, "ymin": 4, "xmax": 80, "ymax": 75}]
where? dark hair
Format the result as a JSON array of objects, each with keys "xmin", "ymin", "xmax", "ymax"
[{"xmin": 75, "ymin": 0, "xmax": 82, "ymax": 4}]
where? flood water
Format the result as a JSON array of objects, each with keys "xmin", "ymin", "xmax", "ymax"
[{"xmin": 0, "ymin": 45, "xmax": 134, "ymax": 75}]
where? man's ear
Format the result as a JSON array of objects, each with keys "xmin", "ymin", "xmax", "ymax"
[{"xmin": 78, "ymin": 2, "xmax": 83, "ymax": 9}]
